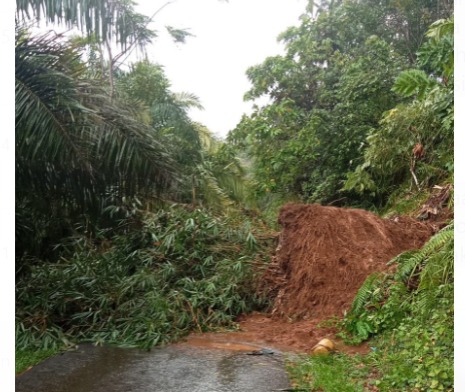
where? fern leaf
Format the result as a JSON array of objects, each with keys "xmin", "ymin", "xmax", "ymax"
[
  {"xmin": 351, "ymin": 273, "xmax": 384, "ymax": 314},
  {"xmin": 392, "ymin": 70, "xmax": 438, "ymax": 99}
]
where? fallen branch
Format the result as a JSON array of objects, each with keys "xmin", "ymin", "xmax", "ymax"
[{"xmin": 410, "ymin": 166, "xmax": 421, "ymax": 191}]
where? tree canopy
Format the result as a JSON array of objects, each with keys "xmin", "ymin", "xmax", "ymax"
[{"xmin": 229, "ymin": 0, "xmax": 453, "ymax": 208}]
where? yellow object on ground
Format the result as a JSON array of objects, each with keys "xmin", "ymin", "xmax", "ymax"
[{"xmin": 311, "ymin": 338, "xmax": 336, "ymax": 355}]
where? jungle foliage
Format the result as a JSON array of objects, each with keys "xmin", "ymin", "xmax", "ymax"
[
  {"xmin": 15, "ymin": 26, "xmax": 252, "ymax": 273},
  {"xmin": 16, "ymin": 206, "xmax": 272, "ymax": 350},
  {"xmin": 16, "ymin": 0, "xmax": 260, "ymax": 354},
  {"xmin": 229, "ymin": 0, "xmax": 452, "ymax": 209},
  {"xmin": 15, "ymin": 27, "xmax": 176, "ymax": 270},
  {"xmin": 337, "ymin": 20, "xmax": 454, "ymax": 388},
  {"xmin": 16, "ymin": 1, "xmax": 454, "ymax": 387},
  {"xmin": 344, "ymin": 17, "xmax": 454, "ymax": 205},
  {"xmin": 228, "ymin": 1, "xmax": 453, "ymax": 391}
]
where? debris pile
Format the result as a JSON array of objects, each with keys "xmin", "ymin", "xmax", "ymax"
[{"xmin": 266, "ymin": 204, "xmax": 434, "ymax": 319}]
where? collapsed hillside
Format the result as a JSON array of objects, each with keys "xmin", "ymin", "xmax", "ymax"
[
  {"xmin": 264, "ymin": 203, "xmax": 435, "ymax": 320},
  {"xmin": 182, "ymin": 203, "xmax": 440, "ymax": 354}
]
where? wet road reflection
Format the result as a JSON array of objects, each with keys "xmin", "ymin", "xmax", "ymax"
[{"xmin": 16, "ymin": 344, "xmax": 290, "ymax": 392}]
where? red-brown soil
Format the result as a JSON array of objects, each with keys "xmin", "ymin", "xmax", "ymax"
[
  {"xmin": 180, "ymin": 312, "xmax": 370, "ymax": 355},
  {"xmin": 267, "ymin": 203, "xmax": 435, "ymax": 319},
  {"xmin": 183, "ymin": 203, "xmax": 437, "ymax": 354}
]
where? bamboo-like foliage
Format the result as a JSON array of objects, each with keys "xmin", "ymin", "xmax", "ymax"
[{"xmin": 16, "ymin": 206, "xmax": 268, "ymax": 349}]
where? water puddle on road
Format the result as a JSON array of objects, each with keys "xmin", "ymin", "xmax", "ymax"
[{"xmin": 16, "ymin": 342, "xmax": 291, "ymax": 392}]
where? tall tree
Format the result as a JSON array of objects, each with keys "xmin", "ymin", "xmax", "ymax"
[
  {"xmin": 229, "ymin": 0, "xmax": 452, "ymax": 206},
  {"xmin": 344, "ymin": 17, "xmax": 454, "ymax": 203}
]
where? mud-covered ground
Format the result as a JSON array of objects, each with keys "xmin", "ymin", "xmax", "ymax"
[{"xmin": 181, "ymin": 312, "xmax": 369, "ymax": 355}]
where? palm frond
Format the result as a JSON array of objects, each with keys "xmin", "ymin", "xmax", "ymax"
[
  {"xmin": 16, "ymin": 0, "xmax": 156, "ymax": 50},
  {"xmin": 172, "ymin": 92, "xmax": 204, "ymax": 111},
  {"xmin": 16, "ymin": 26, "xmax": 178, "ymax": 245},
  {"xmin": 195, "ymin": 165, "xmax": 234, "ymax": 212},
  {"xmin": 15, "ymin": 28, "xmax": 93, "ymax": 173}
]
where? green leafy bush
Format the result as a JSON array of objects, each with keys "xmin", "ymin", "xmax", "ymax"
[
  {"xmin": 344, "ymin": 17, "xmax": 454, "ymax": 206},
  {"xmin": 16, "ymin": 206, "xmax": 272, "ymax": 350},
  {"xmin": 372, "ymin": 283, "xmax": 453, "ymax": 391}
]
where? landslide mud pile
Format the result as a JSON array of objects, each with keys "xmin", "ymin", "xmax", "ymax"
[{"xmin": 267, "ymin": 203, "xmax": 434, "ymax": 319}]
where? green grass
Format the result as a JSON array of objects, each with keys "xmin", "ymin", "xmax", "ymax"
[
  {"xmin": 16, "ymin": 347, "xmax": 60, "ymax": 374},
  {"xmin": 287, "ymin": 353, "xmax": 374, "ymax": 392}
]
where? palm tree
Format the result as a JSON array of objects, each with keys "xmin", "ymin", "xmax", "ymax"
[
  {"xmin": 15, "ymin": 26, "xmax": 177, "ymax": 265},
  {"xmin": 15, "ymin": 0, "xmax": 250, "ymax": 266},
  {"xmin": 115, "ymin": 60, "xmax": 250, "ymax": 211}
]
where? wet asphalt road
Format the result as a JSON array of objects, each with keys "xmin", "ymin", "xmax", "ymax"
[{"xmin": 16, "ymin": 344, "xmax": 290, "ymax": 392}]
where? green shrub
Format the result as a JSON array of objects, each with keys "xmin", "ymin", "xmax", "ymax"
[{"xmin": 16, "ymin": 206, "xmax": 272, "ymax": 350}]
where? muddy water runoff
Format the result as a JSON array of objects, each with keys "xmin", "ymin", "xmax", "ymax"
[{"xmin": 16, "ymin": 342, "xmax": 291, "ymax": 392}]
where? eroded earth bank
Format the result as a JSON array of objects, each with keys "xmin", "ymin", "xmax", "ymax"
[{"xmin": 183, "ymin": 203, "xmax": 438, "ymax": 354}]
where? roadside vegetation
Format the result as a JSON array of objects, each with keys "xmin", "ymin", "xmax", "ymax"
[
  {"xmin": 16, "ymin": 206, "xmax": 272, "ymax": 351},
  {"xmin": 289, "ymin": 223, "xmax": 453, "ymax": 391},
  {"xmin": 16, "ymin": 348, "xmax": 61, "ymax": 375},
  {"xmin": 15, "ymin": 0, "xmax": 271, "ymax": 371},
  {"xmin": 16, "ymin": 0, "xmax": 453, "ymax": 388},
  {"xmin": 226, "ymin": 0, "xmax": 453, "ymax": 390}
]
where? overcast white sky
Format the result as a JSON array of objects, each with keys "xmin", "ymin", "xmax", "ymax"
[{"xmin": 131, "ymin": 0, "xmax": 308, "ymax": 138}]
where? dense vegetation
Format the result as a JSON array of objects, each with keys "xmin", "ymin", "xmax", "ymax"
[
  {"xmin": 15, "ymin": 0, "xmax": 264, "ymax": 368},
  {"xmin": 16, "ymin": 0, "xmax": 453, "ymax": 389},
  {"xmin": 229, "ymin": 0, "xmax": 453, "ymax": 211},
  {"xmin": 238, "ymin": 1, "xmax": 452, "ymax": 390},
  {"xmin": 16, "ymin": 206, "xmax": 271, "ymax": 350}
]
